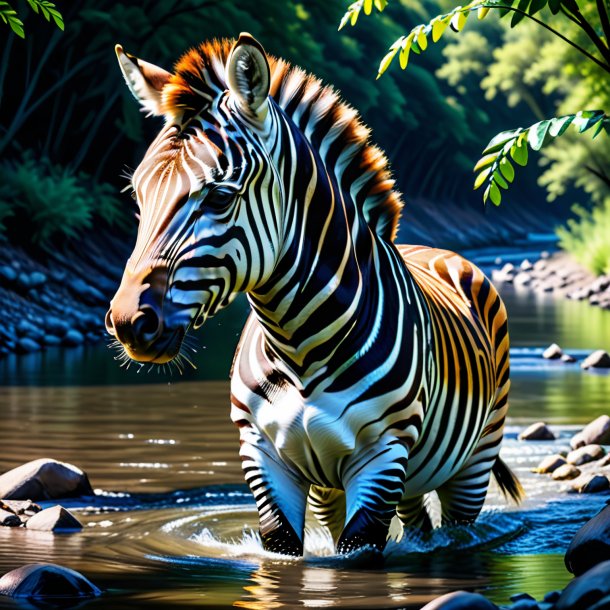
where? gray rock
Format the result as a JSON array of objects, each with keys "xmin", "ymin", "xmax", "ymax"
[
  {"xmin": 543, "ymin": 344, "xmax": 563, "ymax": 360},
  {"xmin": 0, "ymin": 459, "xmax": 93, "ymax": 501},
  {"xmin": 567, "ymin": 445, "xmax": 606, "ymax": 466},
  {"xmin": 0, "ymin": 563, "xmax": 101, "ymax": 599},
  {"xmin": 25, "ymin": 505, "xmax": 82, "ymax": 532},
  {"xmin": 533, "ymin": 259, "xmax": 547, "ymax": 271},
  {"xmin": 519, "ymin": 422, "xmax": 556, "ymax": 441},
  {"xmin": 513, "ymin": 272, "xmax": 532, "ymax": 287},
  {"xmin": 0, "ymin": 508, "xmax": 21, "ymax": 527},
  {"xmin": 42, "ymin": 335, "xmax": 61, "ymax": 347},
  {"xmin": 556, "ymin": 559, "xmax": 610, "ymax": 608},
  {"xmin": 44, "ymin": 316, "xmax": 69, "ymax": 337},
  {"xmin": 520, "ymin": 259, "xmax": 533, "ymax": 271},
  {"xmin": 561, "ymin": 353, "xmax": 576, "ymax": 363},
  {"xmin": 572, "ymin": 475, "xmax": 610, "ymax": 494},
  {"xmin": 1, "ymin": 499, "xmax": 41, "ymax": 516},
  {"xmin": 0, "ymin": 265, "xmax": 17, "ymax": 284},
  {"xmin": 420, "ymin": 590, "xmax": 498, "ymax": 609},
  {"xmin": 15, "ymin": 338, "xmax": 41, "ymax": 354},
  {"xmin": 532, "ymin": 455, "xmax": 566, "ymax": 474},
  {"xmin": 552, "ymin": 464, "xmax": 581, "ymax": 480},
  {"xmin": 571, "ymin": 416, "xmax": 610, "ymax": 450},
  {"xmin": 61, "ymin": 329, "xmax": 84, "ymax": 346},
  {"xmin": 582, "ymin": 351, "xmax": 610, "ymax": 370}
]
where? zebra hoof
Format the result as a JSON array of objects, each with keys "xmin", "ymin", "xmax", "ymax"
[
  {"xmin": 336, "ymin": 508, "xmax": 389, "ymax": 556},
  {"xmin": 260, "ymin": 509, "xmax": 303, "ymax": 556}
]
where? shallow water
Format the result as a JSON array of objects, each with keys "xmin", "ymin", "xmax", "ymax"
[{"xmin": 0, "ymin": 287, "xmax": 609, "ymax": 609}]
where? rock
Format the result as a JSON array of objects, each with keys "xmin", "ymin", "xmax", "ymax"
[
  {"xmin": 552, "ymin": 464, "xmax": 581, "ymax": 480},
  {"xmin": 571, "ymin": 416, "xmax": 610, "ymax": 450},
  {"xmin": 15, "ymin": 338, "xmax": 41, "ymax": 354},
  {"xmin": 520, "ymin": 259, "xmax": 533, "ymax": 271},
  {"xmin": 567, "ymin": 445, "xmax": 606, "ymax": 466},
  {"xmin": 0, "ymin": 265, "xmax": 17, "ymax": 284},
  {"xmin": 561, "ymin": 353, "xmax": 576, "ymax": 363},
  {"xmin": 419, "ymin": 591, "xmax": 498, "ymax": 609},
  {"xmin": 543, "ymin": 590, "xmax": 561, "ymax": 603},
  {"xmin": 566, "ymin": 505, "xmax": 610, "ymax": 575},
  {"xmin": 16, "ymin": 272, "xmax": 31, "ymax": 291},
  {"xmin": 44, "ymin": 316, "xmax": 69, "ymax": 337},
  {"xmin": 519, "ymin": 422, "xmax": 556, "ymax": 441},
  {"xmin": 28, "ymin": 271, "xmax": 46, "ymax": 287},
  {"xmin": 42, "ymin": 335, "xmax": 61, "ymax": 347},
  {"xmin": 61, "ymin": 329, "xmax": 84, "ymax": 347},
  {"xmin": 1, "ymin": 499, "xmax": 41, "ymax": 516},
  {"xmin": 533, "ymin": 259, "xmax": 547, "ymax": 271},
  {"xmin": 541, "ymin": 251, "xmax": 550, "ymax": 259},
  {"xmin": 513, "ymin": 272, "xmax": 532, "ymax": 287},
  {"xmin": 492, "ymin": 263, "xmax": 515, "ymax": 284},
  {"xmin": 572, "ymin": 475, "xmax": 610, "ymax": 494},
  {"xmin": 0, "ymin": 458, "xmax": 93, "ymax": 500},
  {"xmin": 556, "ymin": 559, "xmax": 610, "ymax": 609},
  {"xmin": 543, "ymin": 343, "xmax": 563, "ymax": 360},
  {"xmin": 582, "ymin": 351, "xmax": 610, "ymax": 370},
  {"xmin": 0, "ymin": 563, "xmax": 101, "ymax": 599},
  {"xmin": 0, "ymin": 509, "xmax": 21, "ymax": 527},
  {"xmin": 16, "ymin": 320, "xmax": 44, "ymax": 342},
  {"xmin": 532, "ymin": 454, "xmax": 566, "ymax": 474},
  {"xmin": 25, "ymin": 505, "xmax": 82, "ymax": 531},
  {"xmin": 509, "ymin": 599, "xmax": 539, "ymax": 609}
]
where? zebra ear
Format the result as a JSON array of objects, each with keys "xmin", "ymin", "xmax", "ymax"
[
  {"xmin": 115, "ymin": 44, "xmax": 172, "ymax": 117},
  {"xmin": 226, "ymin": 33, "xmax": 270, "ymax": 119}
]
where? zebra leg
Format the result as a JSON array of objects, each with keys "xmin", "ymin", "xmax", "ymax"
[
  {"xmin": 308, "ymin": 485, "xmax": 346, "ymax": 543},
  {"xmin": 239, "ymin": 426, "xmax": 308, "ymax": 556},
  {"xmin": 337, "ymin": 440, "xmax": 409, "ymax": 554},
  {"xmin": 396, "ymin": 495, "xmax": 433, "ymax": 532}
]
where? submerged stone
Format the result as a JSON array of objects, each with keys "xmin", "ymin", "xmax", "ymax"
[
  {"xmin": 582, "ymin": 350, "xmax": 610, "ymax": 370},
  {"xmin": 0, "ymin": 563, "xmax": 101, "ymax": 599},
  {"xmin": 543, "ymin": 343, "xmax": 563, "ymax": 360},
  {"xmin": 25, "ymin": 506, "xmax": 82, "ymax": 532},
  {"xmin": 556, "ymin": 560, "xmax": 610, "ymax": 608},
  {"xmin": 420, "ymin": 591, "xmax": 498, "ymax": 609}
]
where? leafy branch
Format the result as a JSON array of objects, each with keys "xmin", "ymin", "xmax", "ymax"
[
  {"xmin": 338, "ymin": 0, "xmax": 388, "ymax": 30},
  {"xmin": 0, "ymin": 0, "xmax": 63, "ymax": 38},
  {"xmin": 473, "ymin": 111, "xmax": 610, "ymax": 205}
]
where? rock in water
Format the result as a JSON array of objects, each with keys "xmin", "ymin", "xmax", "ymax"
[
  {"xmin": 0, "ymin": 509, "xmax": 21, "ymax": 527},
  {"xmin": 25, "ymin": 506, "xmax": 82, "ymax": 532},
  {"xmin": 567, "ymin": 444, "xmax": 606, "ymax": 466},
  {"xmin": 0, "ymin": 563, "xmax": 101, "ymax": 599},
  {"xmin": 552, "ymin": 464, "xmax": 581, "ymax": 480},
  {"xmin": 519, "ymin": 422, "xmax": 556, "ymax": 441},
  {"xmin": 572, "ymin": 416, "xmax": 610, "ymax": 450},
  {"xmin": 571, "ymin": 475, "xmax": 610, "ymax": 494},
  {"xmin": 420, "ymin": 591, "xmax": 498, "ymax": 609},
  {"xmin": 556, "ymin": 559, "xmax": 610, "ymax": 608},
  {"xmin": 0, "ymin": 459, "xmax": 93, "ymax": 500},
  {"xmin": 543, "ymin": 343, "xmax": 563, "ymax": 359},
  {"xmin": 581, "ymin": 350, "xmax": 610, "ymax": 370},
  {"xmin": 566, "ymin": 506, "xmax": 610, "ymax": 575},
  {"xmin": 532, "ymin": 455, "xmax": 566, "ymax": 474}
]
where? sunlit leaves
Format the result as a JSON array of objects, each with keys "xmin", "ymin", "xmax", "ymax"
[
  {"xmin": 0, "ymin": 0, "xmax": 63, "ymax": 37},
  {"xmin": 339, "ymin": 0, "xmax": 387, "ymax": 30},
  {"xmin": 474, "ymin": 111, "xmax": 610, "ymax": 205}
]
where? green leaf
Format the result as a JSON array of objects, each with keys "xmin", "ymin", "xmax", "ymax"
[
  {"xmin": 374, "ymin": 0, "xmax": 388, "ymax": 11},
  {"xmin": 450, "ymin": 10, "xmax": 468, "ymax": 32},
  {"xmin": 363, "ymin": 0, "xmax": 373, "ymax": 16},
  {"xmin": 377, "ymin": 45, "xmax": 400, "ymax": 78},
  {"xmin": 493, "ymin": 169, "xmax": 509, "ymax": 189},
  {"xmin": 529, "ymin": 0, "xmax": 548, "ymax": 15},
  {"xmin": 483, "ymin": 129, "xmax": 520, "ymax": 154},
  {"xmin": 510, "ymin": 141, "xmax": 529, "ymax": 166},
  {"xmin": 473, "ymin": 152, "xmax": 498, "ymax": 172},
  {"xmin": 510, "ymin": 0, "xmax": 529, "ymax": 27},
  {"xmin": 431, "ymin": 16, "xmax": 449, "ymax": 41},
  {"xmin": 474, "ymin": 167, "xmax": 492, "ymax": 190},
  {"xmin": 527, "ymin": 120, "xmax": 551, "ymax": 151},
  {"xmin": 489, "ymin": 182, "xmax": 502, "ymax": 206},
  {"xmin": 499, "ymin": 157, "xmax": 515, "ymax": 182},
  {"xmin": 548, "ymin": 115, "xmax": 574, "ymax": 137},
  {"xmin": 399, "ymin": 34, "xmax": 413, "ymax": 69},
  {"xmin": 548, "ymin": 0, "xmax": 561, "ymax": 13},
  {"xmin": 417, "ymin": 27, "xmax": 428, "ymax": 51},
  {"xmin": 0, "ymin": 1, "xmax": 24, "ymax": 37}
]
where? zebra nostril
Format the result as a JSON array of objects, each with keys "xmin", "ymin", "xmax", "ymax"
[
  {"xmin": 105, "ymin": 308, "xmax": 115, "ymax": 336},
  {"xmin": 131, "ymin": 305, "xmax": 163, "ymax": 344}
]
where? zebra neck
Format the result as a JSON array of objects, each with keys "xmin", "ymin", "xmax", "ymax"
[{"xmin": 247, "ymin": 110, "xmax": 395, "ymax": 381}]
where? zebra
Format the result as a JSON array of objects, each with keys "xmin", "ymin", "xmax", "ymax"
[{"xmin": 106, "ymin": 33, "xmax": 523, "ymax": 556}]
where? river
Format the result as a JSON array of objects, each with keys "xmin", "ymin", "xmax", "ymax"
[{"xmin": 0, "ymin": 286, "xmax": 609, "ymax": 609}]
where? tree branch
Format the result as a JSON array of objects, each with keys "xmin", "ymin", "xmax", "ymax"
[{"xmin": 597, "ymin": 0, "xmax": 610, "ymax": 50}]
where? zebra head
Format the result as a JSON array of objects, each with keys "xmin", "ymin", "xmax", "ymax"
[{"xmin": 106, "ymin": 34, "xmax": 281, "ymax": 364}]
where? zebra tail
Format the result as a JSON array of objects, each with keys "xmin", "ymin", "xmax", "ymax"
[{"xmin": 492, "ymin": 456, "xmax": 525, "ymax": 504}]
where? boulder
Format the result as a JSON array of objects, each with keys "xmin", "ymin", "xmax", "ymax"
[
  {"xmin": 44, "ymin": 316, "xmax": 69, "ymax": 337},
  {"xmin": 533, "ymin": 259, "xmax": 547, "ymax": 271},
  {"xmin": 567, "ymin": 445, "xmax": 606, "ymax": 466},
  {"xmin": 1, "ymin": 499, "xmax": 41, "ymax": 516},
  {"xmin": 28, "ymin": 272, "xmax": 46, "ymax": 288},
  {"xmin": 567, "ymin": 506, "xmax": 610, "ymax": 575},
  {"xmin": 572, "ymin": 475, "xmax": 610, "ymax": 494},
  {"xmin": 543, "ymin": 344, "xmax": 563, "ymax": 360},
  {"xmin": 552, "ymin": 464, "xmax": 581, "ymax": 480},
  {"xmin": 519, "ymin": 422, "xmax": 556, "ymax": 441},
  {"xmin": 61, "ymin": 329, "xmax": 84, "ymax": 347},
  {"xmin": 15, "ymin": 338, "xmax": 41, "ymax": 354},
  {"xmin": 0, "ymin": 459, "xmax": 93, "ymax": 501},
  {"xmin": 0, "ymin": 563, "xmax": 101, "ymax": 599},
  {"xmin": 556, "ymin": 559, "xmax": 610, "ymax": 609},
  {"xmin": 42, "ymin": 335, "xmax": 61, "ymax": 347},
  {"xmin": 420, "ymin": 591, "xmax": 498, "ymax": 609},
  {"xmin": 532, "ymin": 454, "xmax": 566, "ymax": 474},
  {"xmin": 571, "ymin": 416, "xmax": 610, "ymax": 450},
  {"xmin": 25, "ymin": 505, "xmax": 82, "ymax": 532},
  {"xmin": 561, "ymin": 353, "xmax": 576, "ymax": 363},
  {"xmin": 513, "ymin": 272, "xmax": 532, "ymax": 287},
  {"xmin": 0, "ymin": 265, "xmax": 17, "ymax": 284},
  {"xmin": 582, "ymin": 351, "xmax": 610, "ymax": 370},
  {"xmin": 520, "ymin": 259, "xmax": 533, "ymax": 271}
]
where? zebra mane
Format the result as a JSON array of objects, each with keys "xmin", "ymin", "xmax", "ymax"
[{"xmin": 161, "ymin": 39, "xmax": 403, "ymax": 242}]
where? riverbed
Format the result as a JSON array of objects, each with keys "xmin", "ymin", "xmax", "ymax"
[{"xmin": 0, "ymin": 286, "xmax": 609, "ymax": 609}]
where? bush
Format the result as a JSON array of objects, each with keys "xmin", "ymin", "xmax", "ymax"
[
  {"xmin": 0, "ymin": 152, "xmax": 126, "ymax": 246},
  {"xmin": 557, "ymin": 199, "xmax": 610, "ymax": 276}
]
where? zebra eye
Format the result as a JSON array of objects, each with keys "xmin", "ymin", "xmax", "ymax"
[{"xmin": 204, "ymin": 187, "xmax": 237, "ymax": 214}]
